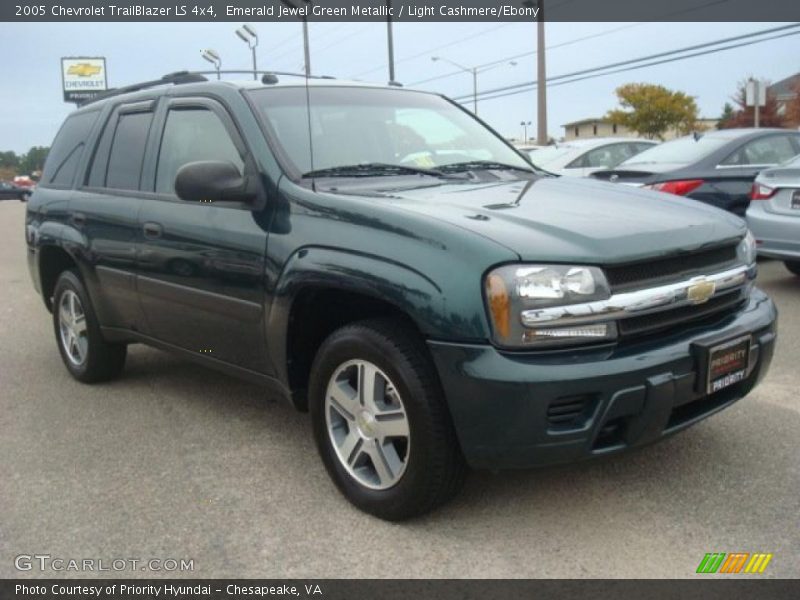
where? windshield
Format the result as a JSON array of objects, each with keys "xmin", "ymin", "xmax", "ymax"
[
  {"xmin": 248, "ymin": 86, "xmax": 533, "ymax": 177},
  {"xmin": 528, "ymin": 145, "xmax": 577, "ymax": 167},
  {"xmin": 620, "ymin": 135, "xmax": 729, "ymax": 166}
]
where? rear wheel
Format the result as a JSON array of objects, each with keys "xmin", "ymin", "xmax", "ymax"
[
  {"xmin": 309, "ymin": 318, "xmax": 466, "ymax": 520},
  {"xmin": 785, "ymin": 261, "xmax": 800, "ymax": 276},
  {"xmin": 52, "ymin": 270, "xmax": 127, "ymax": 383}
]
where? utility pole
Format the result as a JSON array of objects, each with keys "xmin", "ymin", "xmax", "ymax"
[
  {"xmin": 302, "ymin": 18, "xmax": 311, "ymax": 76},
  {"xmin": 536, "ymin": 0, "xmax": 547, "ymax": 145},
  {"xmin": 387, "ymin": 0, "xmax": 396, "ymax": 84}
]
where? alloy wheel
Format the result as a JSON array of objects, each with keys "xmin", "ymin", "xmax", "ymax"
[{"xmin": 324, "ymin": 360, "xmax": 411, "ymax": 490}]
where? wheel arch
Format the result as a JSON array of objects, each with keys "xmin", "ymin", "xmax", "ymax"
[{"xmin": 268, "ymin": 247, "xmax": 447, "ymax": 410}]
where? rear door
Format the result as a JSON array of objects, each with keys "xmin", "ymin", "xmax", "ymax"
[
  {"xmin": 136, "ymin": 96, "xmax": 269, "ymax": 372},
  {"xmin": 70, "ymin": 100, "xmax": 155, "ymax": 331}
]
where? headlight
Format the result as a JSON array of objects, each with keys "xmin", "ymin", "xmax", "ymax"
[
  {"xmin": 737, "ymin": 230, "xmax": 757, "ymax": 265},
  {"xmin": 484, "ymin": 264, "xmax": 614, "ymax": 348}
]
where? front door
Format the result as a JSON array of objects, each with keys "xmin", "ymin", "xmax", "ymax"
[{"xmin": 136, "ymin": 97, "xmax": 269, "ymax": 373}]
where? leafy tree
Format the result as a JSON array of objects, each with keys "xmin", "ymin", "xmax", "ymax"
[
  {"xmin": 0, "ymin": 151, "xmax": 19, "ymax": 169},
  {"xmin": 717, "ymin": 103, "xmax": 735, "ymax": 129},
  {"xmin": 718, "ymin": 79, "xmax": 785, "ymax": 129},
  {"xmin": 606, "ymin": 83, "xmax": 699, "ymax": 140},
  {"xmin": 19, "ymin": 146, "xmax": 49, "ymax": 175}
]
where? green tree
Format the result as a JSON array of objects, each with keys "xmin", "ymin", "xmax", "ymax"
[
  {"xmin": 20, "ymin": 146, "xmax": 49, "ymax": 175},
  {"xmin": 0, "ymin": 151, "xmax": 19, "ymax": 169},
  {"xmin": 606, "ymin": 83, "xmax": 700, "ymax": 140},
  {"xmin": 717, "ymin": 102, "xmax": 735, "ymax": 129}
]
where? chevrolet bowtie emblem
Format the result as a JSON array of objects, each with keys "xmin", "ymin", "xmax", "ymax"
[
  {"xmin": 687, "ymin": 279, "xmax": 716, "ymax": 304},
  {"xmin": 67, "ymin": 63, "xmax": 102, "ymax": 77}
]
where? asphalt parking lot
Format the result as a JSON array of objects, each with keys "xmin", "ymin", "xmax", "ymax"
[{"xmin": 0, "ymin": 198, "xmax": 798, "ymax": 579}]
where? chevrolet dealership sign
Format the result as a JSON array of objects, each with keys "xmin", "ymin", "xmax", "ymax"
[{"xmin": 61, "ymin": 57, "xmax": 107, "ymax": 103}]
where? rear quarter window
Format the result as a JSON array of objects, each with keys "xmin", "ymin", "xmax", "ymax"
[{"xmin": 40, "ymin": 110, "xmax": 100, "ymax": 188}]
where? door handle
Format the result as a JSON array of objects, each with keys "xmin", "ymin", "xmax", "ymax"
[
  {"xmin": 72, "ymin": 212, "xmax": 86, "ymax": 226},
  {"xmin": 142, "ymin": 222, "xmax": 163, "ymax": 239}
]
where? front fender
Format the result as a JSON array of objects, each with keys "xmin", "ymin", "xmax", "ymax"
[{"xmin": 266, "ymin": 245, "xmax": 481, "ymax": 387}]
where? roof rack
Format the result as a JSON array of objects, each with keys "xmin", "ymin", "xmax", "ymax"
[
  {"xmin": 78, "ymin": 69, "xmax": 342, "ymax": 107},
  {"xmin": 190, "ymin": 69, "xmax": 337, "ymax": 83},
  {"xmin": 79, "ymin": 71, "xmax": 207, "ymax": 106}
]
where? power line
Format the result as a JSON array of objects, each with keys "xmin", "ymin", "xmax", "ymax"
[
  {"xmin": 410, "ymin": 0, "xmax": 735, "ymax": 87},
  {"xmin": 349, "ymin": 22, "xmax": 514, "ymax": 79},
  {"xmin": 452, "ymin": 23, "xmax": 800, "ymax": 102},
  {"xmin": 409, "ymin": 23, "xmax": 645, "ymax": 87},
  {"xmin": 469, "ymin": 31, "xmax": 800, "ymax": 101}
]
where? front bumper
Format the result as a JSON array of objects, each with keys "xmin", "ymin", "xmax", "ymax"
[
  {"xmin": 429, "ymin": 289, "xmax": 777, "ymax": 469},
  {"xmin": 746, "ymin": 203, "xmax": 800, "ymax": 260}
]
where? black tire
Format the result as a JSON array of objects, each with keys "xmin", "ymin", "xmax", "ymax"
[
  {"xmin": 309, "ymin": 318, "xmax": 466, "ymax": 521},
  {"xmin": 19, "ymin": 192, "xmax": 30, "ymax": 202},
  {"xmin": 52, "ymin": 269, "xmax": 127, "ymax": 383},
  {"xmin": 785, "ymin": 260, "xmax": 800, "ymax": 276}
]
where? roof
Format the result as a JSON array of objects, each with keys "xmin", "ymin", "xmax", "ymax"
[
  {"xmin": 553, "ymin": 137, "xmax": 654, "ymax": 149},
  {"xmin": 561, "ymin": 117, "xmax": 614, "ymax": 127},
  {"xmin": 75, "ymin": 71, "xmax": 422, "ymax": 112},
  {"xmin": 768, "ymin": 73, "xmax": 800, "ymax": 98}
]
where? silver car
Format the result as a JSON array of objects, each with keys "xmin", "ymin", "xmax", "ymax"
[{"xmin": 746, "ymin": 153, "xmax": 800, "ymax": 276}]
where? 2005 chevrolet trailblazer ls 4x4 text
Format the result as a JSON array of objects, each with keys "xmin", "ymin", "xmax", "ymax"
[{"xmin": 26, "ymin": 72, "xmax": 776, "ymax": 519}]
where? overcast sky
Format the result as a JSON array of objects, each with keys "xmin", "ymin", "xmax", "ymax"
[{"xmin": 0, "ymin": 21, "xmax": 798, "ymax": 153}]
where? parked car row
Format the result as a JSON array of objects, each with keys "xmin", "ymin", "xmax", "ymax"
[
  {"xmin": 521, "ymin": 128, "xmax": 800, "ymax": 275},
  {"xmin": 0, "ymin": 180, "xmax": 31, "ymax": 201},
  {"xmin": 746, "ymin": 154, "xmax": 800, "ymax": 276}
]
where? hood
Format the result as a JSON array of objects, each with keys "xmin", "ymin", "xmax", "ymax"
[{"xmin": 333, "ymin": 176, "xmax": 745, "ymax": 264}]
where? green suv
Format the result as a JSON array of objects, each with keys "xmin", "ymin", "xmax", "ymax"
[{"xmin": 26, "ymin": 73, "xmax": 777, "ymax": 519}]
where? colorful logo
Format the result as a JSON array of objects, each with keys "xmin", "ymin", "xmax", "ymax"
[
  {"xmin": 696, "ymin": 552, "xmax": 773, "ymax": 574},
  {"xmin": 67, "ymin": 63, "xmax": 102, "ymax": 77}
]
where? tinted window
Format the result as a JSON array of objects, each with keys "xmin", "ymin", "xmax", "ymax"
[
  {"xmin": 155, "ymin": 108, "xmax": 243, "ymax": 194},
  {"xmin": 720, "ymin": 135, "xmax": 800, "ymax": 166},
  {"xmin": 86, "ymin": 112, "xmax": 117, "ymax": 188},
  {"xmin": 249, "ymin": 86, "xmax": 532, "ymax": 175},
  {"xmin": 105, "ymin": 111, "xmax": 153, "ymax": 190},
  {"xmin": 621, "ymin": 135, "xmax": 729, "ymax": 166},
  {"xmin": 41, "ymin": 110, "xmax": 99, "ymax": 187}
]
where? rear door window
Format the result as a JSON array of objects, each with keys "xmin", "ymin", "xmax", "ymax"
[
  {"xmin": 105, "ymin": 112, "xmax": 154, "ymax": 190},
  {"xmin": 40, "ymin": 110, "xmax": 99, "ymax": 188},
  {"xmin": 86, "ymin": 109, "xmax": 154, "ymax": 190}
]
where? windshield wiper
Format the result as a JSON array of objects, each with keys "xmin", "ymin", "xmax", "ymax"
[
  {"xmin": 302, "ymin": 163, "xmax": 458, "ymax": 179},
  {"xmin": 438, "ymin": 160, "xmax": 536, "ymax": 174}
]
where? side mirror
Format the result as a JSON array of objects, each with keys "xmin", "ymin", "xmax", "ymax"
[{"xmin": 174, "ymin": 160, "xmax": 257, "ymax": 203}]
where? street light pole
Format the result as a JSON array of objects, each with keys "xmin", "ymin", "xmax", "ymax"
[
  {"xmin": 472, "ymin": 68, "xmax": 478, "ymax": 114},
  {"xmin": 200, "ymin": 49, "xmax": 222, "ymax": 80},
  {"xmin": 235, "ymin": 24, "xmax": 258, "ymax": 80},
  {"xmin": 431, "ymin": 56, "xmax": 516, "ymax": 116}
]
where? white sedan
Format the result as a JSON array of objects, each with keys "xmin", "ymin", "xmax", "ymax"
[{"xmin": 528, "ymin": 138, "xmax": 657, "ymax": 177}]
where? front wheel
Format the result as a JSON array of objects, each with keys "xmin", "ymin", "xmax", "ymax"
[
  {"xmin": 785, "ymin": 260, "xmax": 800, "ymax": 276},
  {"xmin": 309, "ymin": 318, "xmax": 466, "ymax": 520},
  {"xmin": 52, "ymin": 269, "xmax": 127, "ymax": 382}
]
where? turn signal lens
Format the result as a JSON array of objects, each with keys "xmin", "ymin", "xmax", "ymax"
[{"xmin": 485, "ymin": 273, "xmax": 510, "ymax": 340}]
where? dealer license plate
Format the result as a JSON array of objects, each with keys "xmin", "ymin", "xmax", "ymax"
[{"xmin": 706, "ymin": 335, "xmax": 751, "ymax": 394}]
